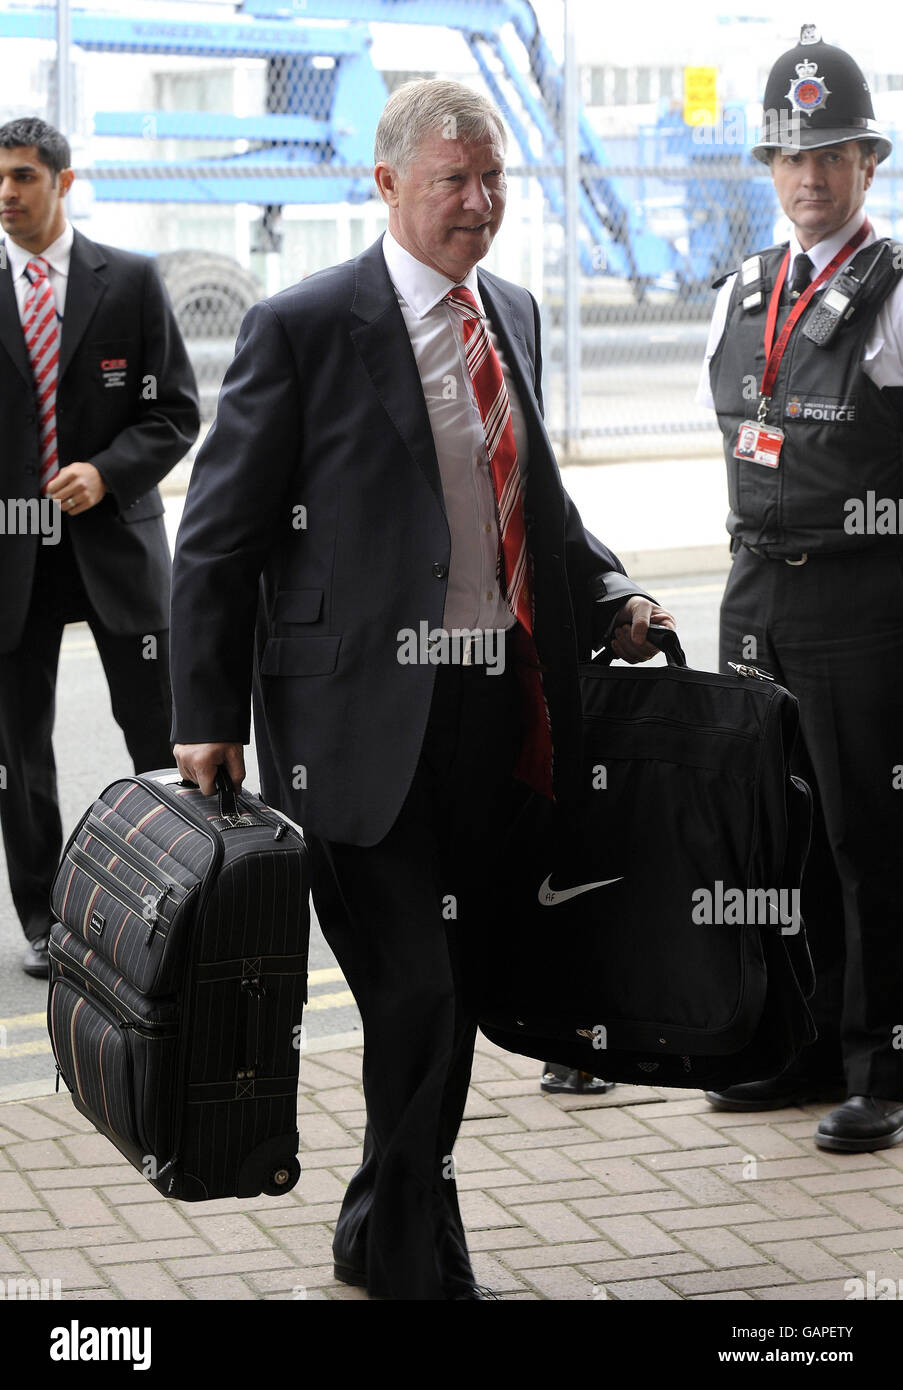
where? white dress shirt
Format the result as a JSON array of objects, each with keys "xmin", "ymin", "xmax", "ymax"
[
  {"xmin": 696, "ymin": 206, "xmax": 903, "ymax": 407},
  {"xmin": 3, "ymin": 219, "xmax": 74, "ymax": 325},
  {"xmin": 382, "ymin": 228, "xmax": 527, "ymax": 632}
]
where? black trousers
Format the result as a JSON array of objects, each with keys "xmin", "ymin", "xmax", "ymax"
[
  {"xmin": 0, "ymin": 523, "xmax": 174, "ymax": 942},
  {"xmin": 720, "ymin": 545, "xmax": 903, "ymax": 1097},
  {"xmin": 307, "ymin": 642, "xmax": 522, "ymax": 1300}
]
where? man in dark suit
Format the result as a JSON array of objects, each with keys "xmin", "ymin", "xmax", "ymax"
[
  {"xmin": 171, "ymin": 80, "xmax": 673, "ymax": 1300},
  {"xmin": 0, "ymin": 117, "xmax": 199, "ymax": 977}
]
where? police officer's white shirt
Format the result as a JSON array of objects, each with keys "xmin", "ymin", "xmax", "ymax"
[
  {"xmin": 382, "ymin": 227, "xmax": 521, "ymax": 634},
  {"xmin": 3, "ymin": 218, "xmax": 73, "ymax": 322},
  {"xmin": 696, "ymin": 207, "xmax": 903, "ymax": 407}
]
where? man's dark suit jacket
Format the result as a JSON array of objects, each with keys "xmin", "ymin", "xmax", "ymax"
[
  {"xmin": 0, "ymin": 228, "xmax": 200, "ymax": 652},
  {"xmin": 170, "ymin": 236, "xmax": 647, "ymax": 846}
]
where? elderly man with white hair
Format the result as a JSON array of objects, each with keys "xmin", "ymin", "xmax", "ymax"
[{"xmin": 170, "ymin": 78, "xmax": 673, "ymax": 1300}]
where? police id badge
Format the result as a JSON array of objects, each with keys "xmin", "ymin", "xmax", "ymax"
[{"xmin": 733, "ymin": 420, "xmax": 784, "ymax": 468}]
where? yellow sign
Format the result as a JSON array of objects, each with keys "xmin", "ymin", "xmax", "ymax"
[{"xmin": 683, "ymin": 66, "xmax": 718, "ymax": 127}]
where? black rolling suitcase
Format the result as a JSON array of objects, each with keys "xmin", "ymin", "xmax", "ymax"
[{"xmin": 47, "ymin": 768, "xmax": 309, "ymax": 1201}]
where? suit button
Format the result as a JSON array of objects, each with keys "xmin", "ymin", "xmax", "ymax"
[{"xmin": 432, "ymin": 563, "xmax": 448, "ymax": 579}]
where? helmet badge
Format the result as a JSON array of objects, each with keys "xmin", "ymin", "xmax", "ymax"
[{"xmin": 786, "ymin": 57, "xmax": 831, "ymax": 113}]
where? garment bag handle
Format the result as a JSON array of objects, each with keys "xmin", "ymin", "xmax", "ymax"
[{"xmin": 593, "ymin": 623, "xmax": 688, "ymax": 669}]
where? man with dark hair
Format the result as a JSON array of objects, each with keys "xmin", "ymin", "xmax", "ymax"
[
  {"xmin": 169, "ymin": 78, "xmax": 673, "ymax": 1298},
  {"xmin": 0, "ymin": 117, "xmax": 199, "ymax": 977},
  {"xmin": 0, "ymin": 116, "xmax": 71, "ymax": 175},
  {"xmin": 698, "ymin": 28, "xmax": 903, "ymax": 1151}
]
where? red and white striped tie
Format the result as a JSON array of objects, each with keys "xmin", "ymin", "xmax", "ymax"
[
  {"xmin": 445, "ymin": 286, "xmax": 554, "ymax": 799},
  {"xmin": 22, "ymin": 257, "xmax": 61, "ymax": 495}
]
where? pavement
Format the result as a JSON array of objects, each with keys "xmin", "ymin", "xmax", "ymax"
[{"xmin": 3, "ymin": 1031, "xmax": 903, "ymax": 1304}]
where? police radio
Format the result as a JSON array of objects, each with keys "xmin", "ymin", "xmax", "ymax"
[{"xmin": 803, "ymin": 242, "xmax": 889, "ymax": 348}]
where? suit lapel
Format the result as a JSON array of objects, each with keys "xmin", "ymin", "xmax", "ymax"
[
  {"xmin": 350, "ymin": 238, "xmax": 444, "ymax": 509},
  {"xmin": 58, "ymin": 231, "xmax": 108, "ymax": 381},
  {"xmin": 478, "ymin": 274, "xmax": 543, "ymax": 422},
  {"xmin": 0, "ymin": 250, "xmax": 33, "ymax": 388},
  {"xmin": 349, "ymin": 241, "xmax": 552, "ymax": 512},
  {"xmin": 477, "ymin": 270, "xmax": 552, "ymax": 492}
]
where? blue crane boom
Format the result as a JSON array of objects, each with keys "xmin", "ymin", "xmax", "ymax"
[{"xmin": 0, "ymin": 0, "xmax": 773, "ymax": 290}]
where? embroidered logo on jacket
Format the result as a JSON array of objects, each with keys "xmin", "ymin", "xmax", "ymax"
[
  {"xmin": 784, "ymin": 395, "xmax": 857, "ymax": 423},
  {"xmin": 100, "ymin": 358, "xmax": 127, "ymax": 388}
]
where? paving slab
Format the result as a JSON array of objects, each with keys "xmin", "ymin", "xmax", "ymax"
[{"xmin": 3, "ymin": 1037, "xmax": 903, "ymax": 1305}]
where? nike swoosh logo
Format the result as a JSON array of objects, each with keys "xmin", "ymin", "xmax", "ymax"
[{"xmin": 538, "ymin": 874, "xmax": 623, "ymax": 906}]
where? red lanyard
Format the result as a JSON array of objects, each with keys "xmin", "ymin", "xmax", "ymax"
[{"xmin": 759, "ymin": 219, "xmax": 871, "ymax": 408}]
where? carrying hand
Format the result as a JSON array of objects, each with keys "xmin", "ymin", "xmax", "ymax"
[
  {"xmin": 173, "ymin": 742, "xmax": 246, "ymax": 796},
  {"xmin": 609, "ymin": 597, "xmax": 677, "ymax": 664}
]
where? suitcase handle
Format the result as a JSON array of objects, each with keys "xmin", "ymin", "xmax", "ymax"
[
  {"xmin": 214, "ymin": 767, "xmax": 240, "ymax": 821},
  {"xmin": 177, "ymin": 769, "xmax": 243, "ymax": 821},
  {"xmin": 595, "ymin": 623, "xmax": 687, "ymax": 668}
]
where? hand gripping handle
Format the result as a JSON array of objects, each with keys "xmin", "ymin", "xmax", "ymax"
[{"xmin": 594, "ymin": 623, "xmax": 688, "ymax": 668}]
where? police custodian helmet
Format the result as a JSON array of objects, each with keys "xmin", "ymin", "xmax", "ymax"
[{"xmin": 752, "ymin": 23, "xmax": 892, "ymax": 164}]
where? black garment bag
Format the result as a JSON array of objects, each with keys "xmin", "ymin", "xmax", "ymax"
[{"xmin": 474, "ymin": 628, "xmax": 816, "ymax": 1090}]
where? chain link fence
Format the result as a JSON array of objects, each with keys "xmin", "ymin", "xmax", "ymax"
[{"xmin": 3, "ymin": 0, "xmax": 901, "ymax": 457}]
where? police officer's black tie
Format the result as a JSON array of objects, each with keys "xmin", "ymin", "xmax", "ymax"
[{"xmin": 789, "ymin": 252, "xmax": 813, "ymax": 298}]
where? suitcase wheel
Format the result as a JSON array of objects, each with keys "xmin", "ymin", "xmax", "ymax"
[{"xmin": 261, "ymin": 1156, "xmax": 301, "ymax": 1196}]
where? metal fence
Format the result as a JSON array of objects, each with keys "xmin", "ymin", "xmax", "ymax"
[{"xmin": 3, "ymin": 0, "xmax": 902, "ymax": 455}]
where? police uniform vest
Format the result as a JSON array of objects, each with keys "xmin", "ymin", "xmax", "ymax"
[{"xmin": 709, "ymin": 240, "xmax": 903, "ymax": 557}]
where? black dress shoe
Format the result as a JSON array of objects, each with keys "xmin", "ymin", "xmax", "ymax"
[
  {"xmin": 816, "ymin": 1095, "xmax": 903, "ymax": 1153},
  {"xmin": 704, "ymin": 1074, "xmax": 846, "ymax": 1112},
  {"xmin": 541, "ymin": 1064, "xmax": 615, "ymax": 1096},
  {"xmin": 22, "ymin": 934, "xmax": 50, "ymax": 978}
]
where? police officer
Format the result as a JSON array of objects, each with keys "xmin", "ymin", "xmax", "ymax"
[{"xmin": 697, "ymin": 26, "xmax": 903, "ymax": 1152}]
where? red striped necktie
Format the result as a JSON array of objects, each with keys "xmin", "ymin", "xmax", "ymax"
[
  {"xmin": 23, "ymin": 257, "xmax": 61, "ymax": 495},
  {"xmin": 445, "ymin": 285, "xmax": 554, "ymax": 800}
]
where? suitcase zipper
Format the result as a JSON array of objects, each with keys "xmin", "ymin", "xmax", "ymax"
[
  {"xmin": 728, "ymin": 662, "xmax": 776, "ymax": 682},
  {"xmin": 66, "ymin": 844, "xmax": 176, "ymax": 943},
  {"xmin": 585, "ymin": 713, "xmax": 757, "ymax": 740},
  {"xmin": 49, "ymin": 937, "xmax": 175, "ymax": 1031},
  {"xmin": 84, "ymin": 814, "xmax": 192, "ymax": 900},
  {"xmin": 48, "ymin": 973, "xmax": 172, "ymax": 1159}
]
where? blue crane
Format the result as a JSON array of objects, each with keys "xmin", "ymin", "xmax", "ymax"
[{"xmin": 0, "ymin": 0, "xmax": 777, "ymax": 294}]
